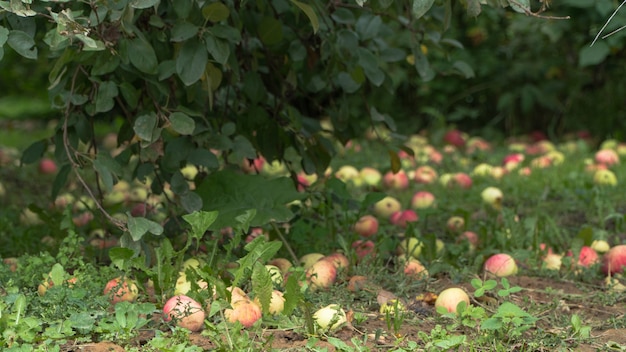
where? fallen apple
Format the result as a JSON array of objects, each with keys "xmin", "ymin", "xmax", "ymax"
[
  {"xmin": 163, "ymin": 294, "xmax": 205, "ymax": 332},
  {"xmin": 265, "ymin": 265, "xmax": 284, "ymax": 286},
  {"xmin": 542, "ymin": 253, "xmax": 562, "ymax": 271},
  {"xmin": 313, "ymin": 304, "xmax": 347, "ymax": 332},
  {"xmin": 373, "ymin": 196, "xmax": 402, "ymax": 219},
  {"xmin": 484, "ymin": 253, "xmax": 518, "ymax": 277},
  {"xmin": 602, "ymin": 245, "xmax": 626, "ymax": 275},
  {"xmin": 225, "ymin": 299, "xmax": 262, "ymax": 328},
  {"xmin": 593, "ymin": 169, "xmax": 617, "ymax": 186},
  {"xmin": 383, "ymin": 170, "xmax": 409, "ymax": 190},
  {"xmin": 323, "ymin": 252, "xmax": 350, "ymax": 271},
  {"xmin": 403, "ymin": 259, "xmax": 428, "ymax": 279},
  {"xmin": 390, "ymin": 209, "xmax": 419, "ymax": 228},
  {"xmin": 397, "ymin": 237, "xmax": 424, "ymax": 259},
  {"xmin": 300, "ymin": 253, "xmax": 325, "ymax": 270},
  {"xmin": 352, "ymin": 240, "xmax": 376, "ymax": 261},
  {"xmin": 353, "ymin": 215, "xmax": 379, "ymax": 237},
  {"xmin": 435, "ymin": 287, "xmax": 470, "ymax": 314},
  {"xmin": 103, "ymin": 277, "xmax": 139, "ymax": 304},
  {"xmin": 411, "ymin": 191, "xmax": 435, "ymax": 210},
  {"xmin": 306, "ymin": 258, "xmax": 337, "ymax": 290},
  {"xmin": 481, "ymin": 187, "xmax": 504, "ymax": 211},
  {"xmin": 577, "ymin": 246, "xmax": 599, "ymax": 267},
  {"xmin": 267, "ymin": 258, "xmax": 293, "ymax": 274}
]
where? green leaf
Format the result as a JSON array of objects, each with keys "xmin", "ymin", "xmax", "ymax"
[
  {"xmin": 357, "ymin": 47, "xmax": 384, "ymax": 86},
  {"xmin": 233, "ymin": 237, "xmax": 281, "ymax": 286},
  {"xmin": 8, "ymin": 30, "xmax": 37, "ymax": 59},
  {"xmin": 370, "ymin": 106, "xmax": 396, "ymax": 131},
  {"xmin": 251, "ymin": 261, "xmax": 273, "ymax": 314},
  {"xmin": 209, "ymin": 24, "xmax": 241, "ymax": 44},
  {"xmin": 188, "ymin": 148, "xmax": 220, "ymax": 170},
  {"xmin": 202, "ymin": 2, "xmax": 230, "ymax": 22},
  {"xmin": 127, "ymin": 214, "xmax": 164, "ymax": 241},
  {"xmin": 176, "ymin": 38, "xmax": 208, "ymax": 86},
  {"xmin": 283, "ymin": 271, "xmax": 304, "ymax": 315},
  {"xmin": 169, "ymin": 112, "xmax": 195, "ymax": 135},
  {"xmin": 579, "ymin": 42, "xmax": 610, "ymax": 67},
  {"xmin": 412, "ymin": 45, "xmax": 435, "ymax": 81},
  {"xmin": 290, "ymin": 0, "xmax": 319, "ymax": 34},
  {"xmin": 508, "ymin": 0, "xmax": 530, "ymax": 13},
  {"xmin": 182, "ymin": 210, "xmax": 218, "ymax": 242},
  {"xmin": 466, "ymin": 0, "xmax": 481, "ymax": 17},
  {"xmin": 49, "ymin": 263, "xmax": 66, "ymax": 286},
  {"xmin": 128, "ymin": 37, "xmax": 158, "ymax": 74},
  {"xmin": 170, "ymin": 21, "xmax": 198, "ymax": 42},
  {"xmin": 95, "ymin": 81, "xmax": 119, "ymax": 113},
  {"xmin": 243, "ymin": 72, "xmax": 266, "ymax": 103},
  {"xmin": 134, "ymin": 113, "xmax": 160, "ymax": 144},
  {"xmin": 335, "ymin": 72, "xmax": 361, "ymax": 93},
  {"xmin": 21, "ymin": 140, "xmax": 46, "ymax": 165},
  {"xmin": 452, "ymin": 60, "xmax": 475, "ymax": 78},
  {"xmin": 52, "ymin": 164, "xmax": 71, "ymax": 200},
  {"xmin": 109, "ymin": 247, "xmax": 135, "ymax": 270},
  {"xmin": 130, "ymin": 0, "xmax": 160, "ymax": 9},
  {"xmin": 412, "ymin": 0, "xmax": 435, "ymax": 19},
  {"xmin": 204, "ymin": 34, "xmax": 230, "ymax": 65},
  {"xmin": 75, "ymin": 34, "xmax": 105, "ymax": 51},
  {"xmin": 258, "ymin": 16, "xmax": 283, "ymax": 46},
  {"xmin": 481, "ymin": 317, "xmax": 503, "ymax": 330},
  {"xmin": 195, "ymin": 170, "xmax": 305, "ymax": 230},
  {"xmin": 180, "ymin": 191, "xmax": 203, "ymax": 213}
]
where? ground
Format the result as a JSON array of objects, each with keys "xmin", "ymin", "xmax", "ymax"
[{"xmin": 55, "ymin": 275, "xmax": 626, "ymax": 351}]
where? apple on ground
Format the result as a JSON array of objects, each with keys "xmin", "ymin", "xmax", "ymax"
[
  {"xmin": 481, "ymin": 187, "xmax": 504, "ymax": 211},
  {"xmin": 335, "ymin": 165, "xmax": 360, "ymax": 184},
  {"xmin": 446, "ymin": 216, "xmax": 465, "ymax": 233},
  {"xmin": 300, "ymin": 253, "xmax": 325, "ymax": 270},
  {"xmin": 313, "ymin": 304, "xmax": 347, "ymax": 332},
  {"xmin": 435, "ymin": 287, "xmax": 470, "ymax": 313},
  {"xmin": 484, "ymin": 253, "xmax": 518, "ymax": 277},
  {"xmin": 359, "ymin": 167, "xmax": 382, "ymax": 187},
  {"xmin": 383, "ymin": 170, "xmax": 409, "ymax": 190},
  {"xmin": 390, "ymin": 210, "xmax": 419, "ymax": 228},
  {"xmin": 163, "ymin": 295, "xmax": 205, "ymax": 332},
  {"xmin": 225, "ymin": 299, "xmax": 263, "ymax": 328},
  {"xmin": 353, "ymin": 215, "xmax": 379, "ymax": 237},
  {"xmin": 104, "ymin": 277, "xmax": 139, "ymax": 303},
  {"xmin": 595, "ymin": 149, "xmax": 619, "ymax": 166},
  {"xmin": 602, "ymin": 245, "xmax": 626, "ymax": 275},
  {"xmin": 352, "ymin": 240, "xmax": 376, "ymax": 261},
  {"xmin": 267, "ymin": 258, "xmax": 293, "ymax": 274},
  {"xmin": 397, "ymin": 237, "xmax": 423, "ymax": 259},
  {"xmin": 373, "ymin": 196, "xmax": 402, "ymax": 219},
  {"xmin": 306, "ymin": 259, "xmax": 337, "ymax": 290},
  {"xmin": 413, "ymin": 165, "xmax": 438, "ymax": 184},
  {"xmin": 542, "ymin": 253, "xmax": 563, "ymax": 270},
  {"xmin": 594, "ymin": 169, "xmax": 618, "ymax": 186},
  {"xmin": 443, "ymin": 129, "xmax": 467, "ymax": 148},
  {"xmin": 411, "ymin": 191, "xmax": 435, "ymax": 209},
  {"xmin": 323, "ymin": 252, "xmax": 350, "ymax": 271},
  {"xmin": 403, "ymin": 259, "xmax": 428, "ymax": 279},
  {"xmin": 591, "ymin": 240, "xmax": 610, "ymax": 253}
]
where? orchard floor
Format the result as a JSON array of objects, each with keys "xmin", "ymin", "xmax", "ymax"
[{"xmin": 55, "ymin": 276, "xmax": 626, "ymax": 351}]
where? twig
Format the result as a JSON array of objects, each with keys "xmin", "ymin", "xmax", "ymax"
[
  {"xmin": 270, "ymin": 221, "xmax": 299, "ymax": 265},
  {"xmin": 591, "ymin": 0, "xmax": 626, "ymax": 46}
]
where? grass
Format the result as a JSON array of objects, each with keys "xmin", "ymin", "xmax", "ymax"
[{"xmin": 2, "ymin": 128, "xmax": 626, "ymax": 350}]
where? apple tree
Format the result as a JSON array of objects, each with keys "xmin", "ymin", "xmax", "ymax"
[{"xmin": 0, "ymin": 0, "xmax": 550, "ymax": 249}]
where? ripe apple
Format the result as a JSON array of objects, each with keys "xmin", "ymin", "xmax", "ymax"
[
  {"xmin": 174, "ymin": 272, "xmax": 209, "ymax": 295},
  {"xmin": 602, "ymin": 245, "xmax": 626, "ymax": 274},
  {"xmin": 411, "ymin": 191, "xmax": 435, "ymax": 210},
  {"xmin": 225, "ymin": 299, "xmax": 262, "ymax": 328},
  {"xmin": 452, "ymin": 173, "xmax": 472, "ymax": 189},
  {"xmin": 457, "ymin": 231, "xmax": 479, "ymax": 248},
  {"xmin": 38, "ymin": 276, "xmax": 78, "ymax": 296},
  {"xmin": 472, "ymin": 163, "xmax": 493, "ymax": 177},
  {"xmin": 397, "ymin": 237, "xmax": 423, "ymax": 259},
  {"xmin": 481, "ymin": 187, "xmax": 504, "ymax": 211},
  {"xmin": 503, "ymin": 153, "xmax": 525, "ymax": 171},
  {"xmin": 352, "ymin": 240, "xmax": 376, "ymax": 260},
  {"xmin": 373, "ymin": 196, "xmax": 402, "ymax": 219},
  {"xmin": 435, "ymin": 287, "xmax": 470, "ymax": 313},
  {"xmin": 38, "ymin": 158, "xmax": 58, "ymax": 174},
  {"xmin": 594, "ymin": 169, "xmax": 618, "ymax": 186},
  {"xmin": 104, "ymin": 277, "xmax": 139, "ymax": 304},
  {"xmin": 577, "ymin": 246, "xmax": 599, "ymax": 267},
  {"xmin": 163, "ymin": 295, "xmax": 205, "ymax": 332},
  {"xmin": 353, "ymin": 215, "xmax": 379, "ymax": 237},
  {"xmin": 403, "ymin": 259, "xmax": 428, "ymax": 279},
  {"xmin": 443, "ymin": 129, "xmax": 466, "ymax": 148},
  {"xmin": 267, "ymin": 258, "xmax": 293, "ymax": 274},
  {"xmin": 595, "ymin": 149, "xmax": 619, "ymax": 166},
  {"xmin": 390, "ymin": 210, "xmax": 419, "ymax": 228},
  {"xmin": 446, "ymin": 216, "xmax": 465, "ymax": 233},
  {"xmin": 306, "ymin": 259, "xmax": 337, "ymax": 290},
  {"xmin": 484, "ymin": 253, "xmax": 518, "ymax": 277},
  {"xmin": 313, "ymin": 304, "xmax": 347, "ymax": 332},
  {"xmin": 241, "ymin": 156, "xmax": 265, "ymax": 174},
  {"xmin": 383, "ymin": 170, "xmax": 409, "ymax": 190},
  {"xmin": 300, "ymin": 253, "xmax": 325, "ymax": 270},
  {"xmin": 359, "ymin": 167, "xmax": 382, "ymax": 187},
  {"xmin": 20, "ymin": 208, "xmax": 43, "ymax": 226},
  {"xmin": 542, "ymin": 253, "xmax": 562, "ymax": 270},
  {"xmin": 591, "ymin": 240, "xmax": 610, "ymax": 253},
  {"xmin": 323, "ymin": 252, "xmax": 350, "ymax": 270},
  {"xmin": 413, "ymin": 165, "xmax": 438, "ymax": 184},
  {"xmin": 335, "ymin": 165, "xmax": 360, "ymax": 184},
  {"xmin": 254, "ymin": 290, "xmax": 286, "ymax": 315}
]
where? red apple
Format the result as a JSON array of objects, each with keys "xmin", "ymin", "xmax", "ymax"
[
  {"xmin": 595, "ymin": 149, "xmax": 619, "ymax": 167},
  {"xmin": 38, "ymin": 158, "xmax": 58, "ymax": 174},
  {"xmin": 413, "ymin": 165, "xmax": 438, "ymax": 184},
  {"xmin": 403, "ymin": 259, "xmax": 428, "ymax": 279},
  {"xmin": 323, "ymin": 252, "xmax": 350, "ymax": 270},
  {"xmin": 306, "ymin": 259, "xmax": 337, "ymax": 290},
  {"xmin": 435, "ymin": 287, "xmax": 470, "ymax": 313},
  {"xmin": 452, "ymin": 173, "xmax": 472, "ymax": 189},
  {"xmin": 602, "ymin": 245, "xmax": 626, "ymax": 274},
  {"xmin": 443, "ymin": 129, "xmax": 466, "ymax": 148},
  {"xmin": 104, "ymin": 277, "xmax": 138, "ymax": 304},
  {"xmin": 225, "ymin": 299, "xmax": 262, "ymax": 328},
  {"xmin": 577, "ymin": 246, "xmax": 599, "ymax": 267},
  {"xmin": 390, "ymin": 210, "xmax": 419, "ymax": 228},
  {"xmin": 383, "ymin": 170, "xmax": 409, "ymax": 190},
  {"xmin": 353, "ymin": 215, "xmax": 379, "ymax": 237},
  {"xmin": 352, "ymin": 240, "xmax": 376, "ymax": 261},
  {"xmin": 411, "ymin": 191, "xmax": 435, "ymax": 210},
  {"xmin": 163, "ymin": 295, "xmax": 205, "ymax": 331},
  {"xmin": 484, "ymin": 253, "xmax": 518, "ymax": 277}
]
